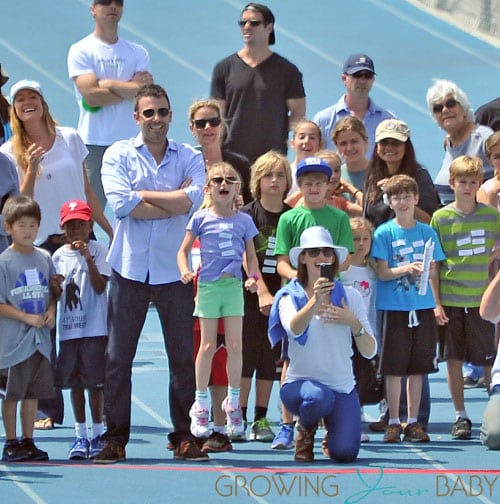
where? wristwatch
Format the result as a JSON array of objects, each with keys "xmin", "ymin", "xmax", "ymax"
[{"xmin": 354, "ymin": 326, "xmax": 366, "ymax": 338}]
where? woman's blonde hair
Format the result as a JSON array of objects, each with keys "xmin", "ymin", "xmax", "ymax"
[
  {"xmin": 10, "ymin": 93, "xmax": 56, "ymax": 173},
  {"xmin": 188, "ymin": 99, "xmax": 222, "ymax": 122},
  {"xmin": 250, "ymin": 150, "xmax": 292, "ymax": 200},
  {"xmin": 201, "ymin": 162, "xmax": 241, "ymax": 209}
]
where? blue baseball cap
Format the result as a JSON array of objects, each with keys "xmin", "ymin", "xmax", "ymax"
[
  {"xmin": 296, "ymin": 157, "xmax": 332, "ymax": 179},
  {"xmin": 342, "ymin": 54, "xmax": 375, "ymax": 75}
]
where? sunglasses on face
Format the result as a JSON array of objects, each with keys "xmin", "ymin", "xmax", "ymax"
[
  {"xmin": 193, "ymin": 117, "xmax": 222, "ymax": 129},
  {"xmin": 141, "ymin": 108, "xmax": 170, "ymax": 119},
  {"xmin": 432, "ymin": 98, "xmax": 459, "ymax": 114},
  {"xmin": 351, "ymin": 71, "xmax": 374, "ymax": 80},
  {"xmin": 210, "ymin": 176, "xmax": 239, "ymax": 185},
  {"xmin": 238, "ymin": 19, "xmax": 264, "ymax": 27},
  {"xmin": 96, "ymin": 0, "xmax": 124, "ymax": 6},
  {"xmin": 305, "ymin": 248, "xmax": 335, "ymax": 258}
]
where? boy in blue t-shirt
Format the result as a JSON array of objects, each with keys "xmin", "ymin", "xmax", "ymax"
[{"xmin": 371, "ymin": 175, "xmax": 445, "ymax": 443}]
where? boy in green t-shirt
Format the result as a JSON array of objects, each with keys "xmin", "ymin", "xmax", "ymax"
[
  {"xmin": 275, "ymin": 157, "xmax": 354, "ymax": 281},
  {"xmin": 431, "ymin": 155, "xmax": 500, "ymax": 441}
]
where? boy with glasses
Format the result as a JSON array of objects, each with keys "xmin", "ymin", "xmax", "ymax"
[{"xmin": 371, "ymin": 174, "xmax": 445, "ymax": 443}]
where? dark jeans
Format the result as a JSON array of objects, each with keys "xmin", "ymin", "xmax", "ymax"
[{"xmin": 103, "ymin": 271, "xmax": 195, "ymax": 447}]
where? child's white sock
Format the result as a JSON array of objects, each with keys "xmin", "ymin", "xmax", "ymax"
[
  {"xmin": 75, "ymin": 422, "xmax": 88, "ymax": 439},
  {"xmin": 92, "ymin": 422, "xmax": 105, "ymax": 438},
  {"xmin": 195, "ymin": 390, "xmax": 209, "ymax": 410},
  {"xmin": 406, "ymin": 417, "xmax": 417, "ymax": 425},
  {"xmin": 455, "ymin": 410, "xmax": 468, "ymax": 420},
  {"xmin": 227, "ymin": 387, "xmax": 240, "ymax": 409}
]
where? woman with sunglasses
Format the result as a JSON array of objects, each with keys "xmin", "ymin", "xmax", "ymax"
[
  {"xmin": 363, "ymin": 119, "xmax": 440, "ymax": 229},
  {"xmin": 268, "ymin": 225, "xmax": 376, "ymax": 463},
  {"xmin": 189, "ymin": 99, "xmax": 251, "ymax": 205},
  {"xmin": 426, "ymin": 79, "xmax": 494, "ymax": 205}
]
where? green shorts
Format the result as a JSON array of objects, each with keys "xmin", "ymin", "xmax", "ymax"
[{"xmin": 194, "ymin": 277, "xmax": 244, "ymax": 318}]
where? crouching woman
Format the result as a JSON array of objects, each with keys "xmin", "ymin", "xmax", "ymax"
[{"xmin": 269, "ymin": 226, "xmax": 376, "ymax": 462}]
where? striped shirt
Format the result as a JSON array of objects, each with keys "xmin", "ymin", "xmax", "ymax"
[{"xmin": 430, "ymin": 203, "xmax": 500, "ymax": 307}]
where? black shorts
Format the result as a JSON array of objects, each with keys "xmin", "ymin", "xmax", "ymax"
[
  {"xmin": 55, "ymin": 336, "xmax": 107, "ymax": 389},
  {"xmin": 242, "ymin": 305, "xmax": 281, "ymax": 381},
  {"xmin": 380, "ymin": 309, "xmax": 439, "ymax": 376},
  {"xmin": 439, "ymin": 307, "xmax": 496, "ymax": 365},
  {"xmin": 0, "ymin": 352, "xmax": 55, "ymax": 401}
]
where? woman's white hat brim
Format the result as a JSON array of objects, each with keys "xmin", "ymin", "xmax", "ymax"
[{"xmin": 289, "ymin": 226, "xmax": 349, "ymax": 268}]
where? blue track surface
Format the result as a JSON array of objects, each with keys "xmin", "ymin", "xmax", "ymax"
[{"xmin": 1, "ymin": 2, "xmax": 499, "ymax": 503}]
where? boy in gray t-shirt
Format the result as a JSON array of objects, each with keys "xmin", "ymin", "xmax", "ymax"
[{"xmin": 0, "ymin": 196, "xmax": 56, "ymax": 462}]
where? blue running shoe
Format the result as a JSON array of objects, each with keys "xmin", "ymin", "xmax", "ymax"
[
  {"xmin": 89, "ymin": 435, "xmax": 106, "ymax": 458},
  {"xmin": 271, "ymin": 422, "xmax": 295, "ymax": 450},
  {"xmin": 69, "ymin": 437, "xmax": 89, "ymax": 460}
]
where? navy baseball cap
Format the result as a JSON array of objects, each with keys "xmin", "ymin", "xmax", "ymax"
[{"xmin": 342, "ymin": 54, "xmax": 375, "ymax": 75}]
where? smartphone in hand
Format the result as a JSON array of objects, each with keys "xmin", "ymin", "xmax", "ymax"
[{"xmin": 320, "ymin": 263, "xmax": 334, "ymax": 281}]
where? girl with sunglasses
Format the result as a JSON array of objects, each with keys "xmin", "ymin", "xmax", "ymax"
[
  {"xmin": 268, "ymin": 226, "xmax": 376, "ymax": 463},
  {"xmin": 177, "ymin": 162, "xmax": 265, "ymax": 443},
  {"xmin": 426, "ymin": 79, "xmax": 494, "ymax": 205},
  {"xmin": 189, "ymin": 99, "xmax": 251, "ymax": 205}
]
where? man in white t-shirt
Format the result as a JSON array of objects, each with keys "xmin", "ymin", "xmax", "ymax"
[{"xmin": 67, "ymin": 0, "xmax": 153, "ymax": 208}]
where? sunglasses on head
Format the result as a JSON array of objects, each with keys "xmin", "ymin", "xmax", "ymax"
[
  {"xmin": 351, "ymin": 71, "xmax": 374, "ymax": 79},
  {"xmin": 210, "ymin": 176, "xmax": 239, "ymax": 185},
  {"xmin": 193, "ymin": 117, "xmax": 221, "ymax": 129},
  {"xmin": 141, "ymin": 108, "xmax": 170, "ymax": 119},
  {"xmin": 305, "ymin": 248, "xmax": 335, "ymax": 258},
  {"xmin": 238, "ymin": 19, "xmax": 264, "ymax": 27},
  {"xmin": 432, "ymin": 98, "xmax": 459, "ymax": 114}
]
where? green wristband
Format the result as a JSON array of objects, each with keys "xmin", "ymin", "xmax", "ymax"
[{"xmin": 82, "ymin": 97, "xmax": 102, "ymax": 113}]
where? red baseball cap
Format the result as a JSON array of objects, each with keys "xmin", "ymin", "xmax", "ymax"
[{"xmin": 60, "ymin": 200, "xmax": 92, "ymax": 226}]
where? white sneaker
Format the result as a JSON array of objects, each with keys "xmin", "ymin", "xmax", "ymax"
[
  {"xmin": 222, "ymin": 397, "xmax": 244, "ymax": 436},
  {"xmin": 189, "ymin": 402, "xmax": 210, "ymax": 438},
  {"xmin": 360, "ymin": 433, "xmax": 370, "ymax": 443}
]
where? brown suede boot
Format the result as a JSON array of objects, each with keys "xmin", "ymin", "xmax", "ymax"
[{"xmin": 294, "ymin": 422, "xmax": 317, "ymax": 462}]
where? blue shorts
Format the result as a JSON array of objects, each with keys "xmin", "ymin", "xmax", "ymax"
[{"xmin": 194, "ymin": 277, "xmax": 244, "ymax": 318}]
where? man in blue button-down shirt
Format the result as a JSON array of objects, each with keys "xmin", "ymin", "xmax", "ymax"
[
  {"xmin": 313, "ymin": 53, "xmax": 395, "ymax": 156},
  {"xmin": 96, "ymin": 84, "xmax": 207, "ymax": 463}
]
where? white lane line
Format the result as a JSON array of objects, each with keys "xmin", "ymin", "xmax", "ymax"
[
  {"xmin": 0, "ymin": 465, "xmax": 48, "ymax": 504},
  {"xmin": 0, "ymin": 38, "xmax": 74, "ymax": 95}
]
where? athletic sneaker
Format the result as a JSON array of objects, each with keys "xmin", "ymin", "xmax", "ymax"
[
  {"xmin": 202, "ymin": 432, "xmax": 232, "ymax": 453},
  {"xmin": 360, "ymin": 433, "xmax": 370, "ymax": 443},
  {"xmin": 271, "ymin": 423, "xmax": 294, "ymax": 450},
  {"xmin": 403, "ymin": 422, "xmax": 430, "ymax": 442},
  {"xmin": 451, "ymin": 417, "xmax": 472, "ymax": 440},
  {"xmin": 2, "ymin": 440, "xmax": 29, "ymax": 462},
  {"xmin": 189, "ymin": 402, "xmax": 210, "ymax": 438},
  {"xmin": 222, "ymin": 397, "xmax": 244, "ymax": 438},
  {"xmin": 249, "ymin": 418, "xmax": 274, "ymax": 442},
  {"xmin": 68, "ymin": 437, "xmax": 90, "ymax": 460},
  {"xmin": 20, "ymin": 438, "xmax": 49, "ymax": 461},
  {"xmin": 383, "ymin": 424, "xmax": 402, "ymax": 443},
  {"xmin": 89, "ymin": 435, "xmax": 106, "ymax": 458}
]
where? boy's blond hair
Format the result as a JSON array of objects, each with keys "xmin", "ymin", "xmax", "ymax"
[
  {"xmin": 449, "ymin": 155, "xmax": 484, "ymax": 182},
  {"xmin": 250, "ymin": 151, "xmax": 292, "ymax": 200},
  {"xmin": 485, "ymin": 131, "xmax": 500, "ymax": 161},
  {"xmin": 383, "ymin": 174, "xmax": 418, "ymax": 197}
]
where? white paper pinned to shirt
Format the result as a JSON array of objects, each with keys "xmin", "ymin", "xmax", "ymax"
[{"xmin": 418, "ymin": 238, "xmax": 434, "ymax": 296}]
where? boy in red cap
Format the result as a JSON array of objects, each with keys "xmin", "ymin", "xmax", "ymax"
[{"xmin": 52, "ymin": 200, "xmax": 111, "ymax": 459}]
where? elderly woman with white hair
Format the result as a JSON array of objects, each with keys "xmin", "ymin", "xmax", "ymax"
[{"xmin": 426, "ymin": 79, "xmax": 493, "ymax": 205}]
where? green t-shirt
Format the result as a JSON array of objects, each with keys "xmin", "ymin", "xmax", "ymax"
[
  {"xmin": 275, "ymin": 204, "xmax": 354, "ymax": 256},
  {"xmin": 430, "ymin": 203, "xmax": 500, "ymax": 307}
]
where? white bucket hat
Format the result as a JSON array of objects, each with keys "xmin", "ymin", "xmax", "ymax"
[{"xmin": 289, "ymin": 226, "xmax": 349, "ymax": 268}]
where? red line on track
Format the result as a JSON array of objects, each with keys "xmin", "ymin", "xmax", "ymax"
[{"xmin": 21, "ymin": 462, "xmax": 500, "ymax": 475}]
